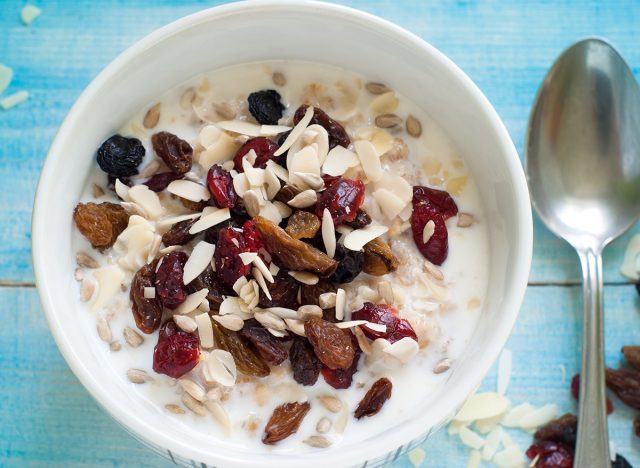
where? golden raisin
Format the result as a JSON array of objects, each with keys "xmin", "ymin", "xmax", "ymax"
[
  {"xmin": 262, "ymin": 401, "xmax": 311, "ymax": 444},
  {"xmin": 73, "ymin": 202, "xmax": 128, "ymax": 250},
  {"xmin": 304, "ymin": 317, "xmax": 355, "ymax": 370},
  {"xmin": 362, "ymin": 238, "xmax": 399, "ymax": 276},
  {"xmin": 285, "ymin": 211, "xmax": 321, "ymax": 239},
  {"xmin": 212, "ymin": 322, "xmax": 270, "ymax": 378}
]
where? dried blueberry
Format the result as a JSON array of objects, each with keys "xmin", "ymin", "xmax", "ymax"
[
  {"xmin": 329, "ymin": 244, "xmax": 364, "ymax": 284},
  {"xmin": 97, "ymin": 134, "xmax": 145, "ymax": 177},
  {"xmin": 248, "ymin": 90, "xmax": 285, "ymax": 125}
]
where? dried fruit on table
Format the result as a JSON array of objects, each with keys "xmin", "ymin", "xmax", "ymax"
[
  {"xmin": 623, "ymin": 345, "xmax": 640, "ymax": 370},
  {"xmin": 315, "ymin": 177, "xmax": 365, "ymax": 225},
  {"xmin": 570, "ymin": 373, "xmax": 613, "ymax": 414},
  {"xmin": 613, "ymin": 455, "xmax": 633, "ymax": 468},
  {"xmin": 293, "ymin": 104, "xmax": 350, "ymax": 149},
  {"xmin": 234, "ymin": 136, "xmax": 280, "ymax": 171},
  {"xmin": 352, "ymin": 302, "xmax": 417, "ymax": 343},
  {"xmin": 304, "ymin": 317, "xmax": 355, "ymax": 370},
  {"xmin": 362, "ymin": 237, "xmax": 399, "ymax": 276},
  {"xmin": 155, "ymin": 251, "xmax": 189, "ymax": 309},
  {"xmin": 248, "ymin": 90, "xmax": 285, "ymax": 125},
  {"xmin": 321, "ymin": 332, "xmax": 361, "ymax": 389},
  {"xmin": 214, "ymin": 227, "xmax": 251, "ymax": 288},
  {"xmin": 346, "ymin": 208, "xmax": 372, "ymax": 229},
  {"xmin": 329, "ymin": 244, "xmax": 364, "ymax": 284},
  {"xmin": 207, "ymin": 164, "xmax": 237, "ymax": 209},
  {"xmin": 526, "ymin": 440, "xmax": 573, "ymax": 468},
  {"xmin": 240, "ymin": 319, "xmax": 289, "ymax": 365},
  {"xmin": 258, "ymin": 273, "xmax": 299, "ymax": 309},
  {"xmin": 605, "ymin": 367, "xmax": 640, "ymax": 410},
  {"xmin": 161, "ymin": 218, "xmax": 198, "ymax": 246},
  {"xmin": 289, "ymin": 337, "xmax": 321, "ymax": 386},
  {"xmin": 187, "ymin": 265, "xmax": 228, "ymax": 310},
  {"xmin": 73, "ymin": 202, "xmax": 128, "ymax": 250},
  {"xmin": 130, "ymin": 261, "xmax": 163, "ymax": 334},
  {"xmin": 213, "ymin": 321, "xmax": 270, "ymax": 377},
  {"xmin": 300, "ymin": 279, "xmax": 337, "ymax": 322},
  {"xmin": 152, "ymin": 320, "xmax": 200, "ymax": 378},
  {"xmin": 262, "ymin": 401, "xmax": 311, "ymax": 445},
  {"xmin": 253, "ymin": 216, "xmax": 338, "ymax": 277},
  {"xmin": 410, "ymin": 201, "xmax": 449, "ymax": 265},
  {"xmin": 144, "ymin": 171, "xmax": 182, "ymax": 192},
  {"xmin": 412, "ymin": 186, "xmax": 458, "ymax": 220},
  {"xmin": 533, "ymin": 413, "xmax": 577, "ymax": 447},
  {"xmin": 151, "ymin": 131, "xmax": 193, "ymax": 175},
  {"xmin": 96, "ymin": 134, "xmax": 145, "ymax": 177},
  {"xmin": 354, "ymin": 377, "xmax": 392, "ymax": 419},
  {"xmin": 285, "ymin": 211, "xmax": 321, "ymax": 239}
]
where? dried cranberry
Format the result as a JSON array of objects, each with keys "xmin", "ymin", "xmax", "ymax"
[
  {"xmin": 352, "ymin": 302, "xmax": 417, "ymax": 343},
  {"xmin": 234, "ymin": 137, "xmax": 280, "ymax": 171},
  {"xmin": 410, "ymin": 202, "xmax": 449, "ymax": 265},
  {"xmin": 155, "ymin": 251, "xmax": 189, "ymax": 309},
  {"xmin": 315, "ymin": 178, "xmax": 365, "ymax": 225},
  {"xmin": 412, "ymin": 186, "xmax": 458, "ymax": 220},
  {"xmin": 321, "ymin": 332, "xmax": 361, "ymax": 389},
  {"xmin": 204, "ymin": 217, "xmax": 246, "ymax": 245},
  {"xmin": 293, "ymin": 105, "xmax": 350, "ymax": 149},
  {"xmin": 144, "ymin": 171, "xmax": 183, "ymax": 192},
  {"xmin": 152, "ymin": 320, "xmax": 200, "ymax": 378},
  {"xmin": 571, "ymin": 374, "xmax": 614, "ymax": 414},
  {"xmin": 329, "ymin": 244, "xmax": 364, "ymax": 284},
  {"xmin": 526, "ymin": 441, "xmax": 573, "ymax": 468},
  {"xmin": 247, "ymin": 90, "xmax": 284, "ymax": 125},
  {"xmin": 214, "ymin": 227, "xmax": 250, "ymax": 287},
  {"xmin": 96, "ymin": 134, "xmax": 145, "ymax": 177},
  {"xmin": 206, "ymin": 164, "xmax": 237, "ymax": 209}
]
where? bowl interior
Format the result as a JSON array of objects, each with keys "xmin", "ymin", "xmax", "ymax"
[{"xmin": 33, "ymin": 2, "xmax": 531, "ymax": 466}]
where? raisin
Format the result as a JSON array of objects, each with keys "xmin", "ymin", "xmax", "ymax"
[
  {"xmin": 363, "ymin": 238, "xmax": 399, "ymax": 276},
  {"xmin": 206, "ymin": 164, "xmax": 237, "ymax": 209},
  {"xmin": 329, "ymin": 244, "xmax": 364, "ymax": 284},
  {"xmin": 96, "ymin": 134, "xmax": 145, "ymax": 177},
  {"xmin": 214, "ymin": 227, "xmax": 251, "ymax": 288},
  {"xmin": 613, "ymin": 455, "xmax": 633, "ymax": 468},
  {"xmin": 239, "ymin": 319, "xmax": 289, "ymax": 365},
  {"xmin": 304, "ymin": 317, "xmax": 355, "ymax": 370},
  {"xmin": 285, "ymin": 211, "xmax": 321, "ymax": 239},
  {"xmin": 276, "ymin": 130, "xmax": 290, "ymax": 146},
  {"xmin": 352, "ymin": 302, "xmax": 418, "ymax": 343},
  {"xmin": 151, "ymin": 131, "xmax": 193, "ymax": 175},
  {"xmin": 130, "ymin": 261, "xmax": 163, "ymax": 334},
  {"xmin": 152, "ymin": 320, "xmax": 200, "ymax": 378},
  {"xmin": 248, "ymin": 90, "xmax": 285, "ymax": 125},
  {"xmin": 155, "ymin": 251, "xmax": 189, "ymax": 309},
  {"xmin": 605, "ymin": 367, "xmax": 640, "ymax": 410},
  {"xmin": 253, "ymin": 216, "xmax": 338, "ymax": 277},
  {"xmin": 293, "ymin": 104, "xmax": 350, "ymax": 149},
  {"xmin": 571, "ymin": 374, "xmax": 613, "ymax": 414},
  {"xmin": 412, "ymin": 186, "xmax": 458, "ymax": 220},
  {"xmin": 534, "ymin": 413, "xmax": 577, "ymax": 447},
  {"xmin": 234, "ymin": 137, "xmax": 281, "ymax": 171},
  {"xmin": 289, "ymin": 337, "xmax": 321, "ymax": 386},
  {"xmin": 346, "ymin": 208, "xmax": 372, "ymax": 229},
  {"xmin": 187, "ymin": 265, "xmax": 228, "ymax": 311},
  {"xmin": 161, "ymin": 219, "xmax": 198, "ymax": 246},
  {"xmin": 274, "ymin": 184, "xmax": 301, "ymax": 204},
  {"xmin": 411, "ymin": 201, "xmax": 449, "ymax": 265},
  {"xmin": 526, "ymin": 441, "xmax": 573, "ymax": 468},
  {"xmin": 322, "ymin": 332, "xmax": 361, "ymax": 389},
  {"xmin": 262, "ymin": 401, "xmax": 311, "ymax": 445},
  {"xmin": 315, "ymin": 178, "xmax": 365, "ymax": 225},
  {"xmin": 258, "ymin": 273, "xmax": 299, "ymax": 309},
  {"xmin": 623, "ymin": 346, "xmax": 640, "ymax": 370},
  {"xmin": 73, "ymin": 202, "xmax": 128, "ymax": 250},
  {"xmin": 354, "ymin": 377, "xmax": 392, "ymax": 419},
  {"xmin": 212, "ymin": 321, "xmax": 270, "ymax": 377},
  {"xmin": 144, "ymin": 171, "xmax": 182, "ymax": 192},
  {"xmin": 300, "ymin": 279, "xmax": 337, "ymax": 322}
]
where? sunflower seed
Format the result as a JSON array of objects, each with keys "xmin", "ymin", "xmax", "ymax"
[
  {"xmin": 365, "ymin": 82, "xmax": 391, "ymax": 95},
  {"xmin": 433, "ymin": 358, "xmax": 452, "ymax": 374},
  {"xmin": 179, "ymin": 378, "xmax": 206, "ymax": 401},
  {"xmin": 182, "ymin": 393, "xmax": 208, "ymax": 416},
  {"xmin": 92, "ymin": 183, "xmax": 105, "ymax": 198},
  {"xmin": 318, "ymin": 292, "xmax": 336, "ymax": 309},
  {"xmin": 304, "ymin": 435, "xmax": 332, "ymax": 448},
  {"xmin": 272, "ymin": 71, "xmax": 286, "ymax": 86},
  {"xmin": 97, "ymin": 317, "xmax": 111, "ymax": 342},
  {"xmin": 284, "ymin": 318, "xmax": 306, "ymax": 336},
  {"xmin": 127, "ymin": 368, "xmax": 152, "ymax": 384},
  {"xmin": 377, "ymin": 280, "xmax": 394, "ymax": 304},
  {"xmin": 110, "ymin": 341, "xmax": 121, "ymax": 352},
  {"xmin": 143, "ymin": 102, "xmax": 161, "ymax": 129},
  {"xmin": 316, "ymin": 417, "xmax": 332, "ymax": 433},
  {"xmin": 76, "ymin": 251, "xmax": 99, "ymax": 269},
  {"xmin": 318, "ymin": 395, "xmax": 342, "ymax": 413},
  {"xmin": 141, "ymin": 159, "xmax": 161, "ymax": 178},
  {"xmin": 80, "ymin": 278, "xmax": 95, "ymax": 302},
  {"xmin": 254, "ymin": 310, "xmax": 286, "ymax": 331},
  {"xmin": 457, "ymin": 212, "xmax": 475, "ymax": 228},
  {"xmin": 375, "ymin": 113, "xmax": 402, "ymax": 129},
  {"xmin": 406, "ymin": 114, "xmax": 422, "ymax": 137},
  {"xmin": 123, "ymin": 326, "xmax": 144, "ymax": 347},
  {"xmin": 165, "ymin": 403, "xmax": 185, "ymax": 414}
]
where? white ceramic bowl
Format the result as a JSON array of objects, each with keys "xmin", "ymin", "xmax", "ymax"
[{"xmin": 32, "ymin": 1, "xmax": 532, "ymax": 466}]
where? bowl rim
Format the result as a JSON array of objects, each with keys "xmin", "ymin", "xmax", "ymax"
[{"xmin": 32, "ymin": 1, "xmax": 533, "ymax": 466}]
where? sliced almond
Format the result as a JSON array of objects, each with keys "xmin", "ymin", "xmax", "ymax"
[
  {"xmin": 318, "ymin": 292, "xmax": 336, "ymax": 309},
  {"xmin": 322, "ymin": 145, "xmax": 360, "ymax": 176},
  {"xmin": 284, "ymin": 318, "xmax": 306, "ymax": 336},
  {"xmin": 239, "ymin": 252, "xmax": 258, "ymax": 266},
  {"xmin": 287, "ymin": 189, "xmax": 317, "ymax": 208},
  {"xmin": 252, "ymin": 266, "xmax": 271, "ymax": 300},
  {"xmin": 374, "ymin": 175, "xmax": 413, "ymax": 204},
  {"xmin": 288, "ymin": 270, "xmax": 319, "ymax": 285},
  {"xmin": 156, "ymin": 212, "xmax": 202, "ymax": 229},
  {"xmin": 265, "ymin": 160, "xmax": 289, "ymax": 183},
  {"xmin": 453, "ymin": 393, "xmax": 510, "ymax": 422},
  {"xmin": 176, "ymin": 288, "xmax": 209, "ymax": 315},
  {"xmin": 294, "ymin": 172, "xmax": 324, "ymax": 191},
  {"xmin": 335, "ymin": 288, "xmax": 346, "ymax": 321},
  {"xmin": 254, "ymin": 310, "xmax": 286, "ymax": 331},
  {"xmin": 383, "ymin": 337, "xmax": 419, "ymax": 364},
  {"xmin": 274, "ymin": 106, "xmax": 314, "ymax": 156},
  {"xmin": 266, "ymin": 307, "xmax": 298, "ymax": 319},
  {"xmin": 343, "ymin": 225, "xmax": 388, "ymax": 251},
  {"xmin": 369, "ymin": 91, "xmax": 399, "ymax": 114},
  {"xmin": 260, "ymin": 124, "xmax": 292, "ymax": 136},
  {"xmin": 216, "ymin": 120, "xmax": 263, "ymax": 137},
  {"xmin": 183, "ymin": 241, "xmax": 215, "ymax": 284},
  {"xmin": 205, "ymin": 400, "xmax": 232, "ymax": 436},
  {"xmin": 182, "ymin": 393, "xmax": 208, "ymax": 416},
  {"xmin": 173, "ymin": 314, "xmax": 198, "ymax": 333},
  {"xmin": 212, "ymin": 314, "xmax": 244, "ymax": 331},
  {"xmin": 141, "ymin": 159, "xmax": 161, "ymax": 178},
  {"xmin": 252, "ymin": 256, "xmax": 274, "ymax": 283},
  {"xmin": 373, "ymin": 189, "xmax": 406, "ymax": 220},
  {"xmin": 167, "ymin": 180, "xmax": 211, "ymax": 202},
  {"xmin": 422, "ymin": 220, "xmax": 436, "ymax": 243},
  {"xmin": 115, "ymin": 179, "xmax": 131, "ymax": 201},
  {"xmin": 143, "ymin": 103, "xmax": 161, "ymax": 129},
  {"xmin": 354, "ymin": 140, "xmax": 382, "ymax": 182},
  {"xmin": 259, "ymin": 201, "xmax": 284, "ymax": 225},
  {"xmin": 335, "ymin": 320, "xmax": 367, "ymax": 329},
  {"xmin": 242, "ymin": 189, "xmax": 261, "ymax": 217},
  {"xmin": 321, "ymin": 208, "xmax": 336, "ymax": 258},
  {"xmin": 188, "ymin": 207, "xmax": 231, "ymax": 234},
  {"xmin": 195, "ymin": 313, "xmax": 214, "ymax": 348},
  {"xmin": 264, "ymin": 167, "xmax": 281, "ymax": 200},
  {"xmin": 297, "ymin": 304, "xmax": 323, "ymax": 320}
]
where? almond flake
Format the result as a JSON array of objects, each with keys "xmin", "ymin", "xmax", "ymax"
[
  {"xmin": 212, "ymin": 314, "xmax": 244, "ymax": 331},
  {"xmin": 254, "ymin": 310, "xmax": 286, "ymax": 331},
  {"xmin": 242, "ymin": 156, "xmax": 266, "ymax": 186},
  {"xmin": 204, "ymin": 349, "xmax": 237, "ymax": 387},
  {"xmin": 259, "ymin": 201, "xmax": 283, "ymax": 224},
  {"xmin": 369, "ymin": 91, "xmax": 399, "ymax": 114},
  {"xmin": 353, "ymin": 327, "xmax": 372, "ymax": 355},
  {"xmin": 501, "ymin": 403, "xmax": 535, "ymax": 427},
  {"xmin": 252, "ymin": 267, "xmax": 271, "ymax": 300},
  {"xmin": 363, "ymin": 322, "xmax": 387, "ymax": 333},
  {"xmin": 354, "ymin": 140, "xmax": 382, "ymax": 182},
  {"xmin": 182, "ymin": 393, "xmax": 208, "ymax": 416},
  {"xmin": 408, "ymin": 448, "xmax": 427, "ymax": 468},
  {"xmin": 288, "ymin": 146, "xmax": 321, "ymax": 188},
  {"xmin": 21, "ymin": 5, "xmax": 41, "ymax": 25},
  {"xmin": 422, "ymin": 220, "xmax": 436, "ymax": 243},
  {"xmin": 284, "ymin": 318, "xmax": 306, "ymax": 336},
  {"xmin": 183, "ymin": 241, "xmax": 215, "ymax": 284},
  {"xmin": 173, "ymin": 314, "xmax": 198, "ymax": 333},
  {"xmin": 167, "ymin": 180, "xmax": 210, "ymax": 202},
  {"xmin": 266, "ymin": 307, "xmax": 299, "ymax": 320},
  {"xmin": 266, "ymin": 160, "xmax": 289, "ymax": 183},
  {"xmin": 176, "ymin": 288, "xmax": 209, "ymax": 315},
  {"xmin": 267, "ymin": 328, "xmax": 287, "ymax": 337},
  {"xmin": 195, "ymin": 313, "xmax": 214, "ymax": 348},
  {"xmin": 383, "ymin": 337, "xmax": 419, "ymax": 364},
  {"xmin": 481, "ymin": 426, "xmax": 503, "ymax": 460},
  {"xmin": 232, "ymin": 276, "xmax": 248, "ymax": 295},
  {"xmin": 294, "ymin": 172, "xmax": 324, "ymax": 191},
  {"xmin": 343, "ymin": 225, "xmax": 388, "ymax": 251},
  {"xmin": 0, "ymin": 90, "xmax": 28, "ymax": 110},
  {"xmin": 335, "ymin": 288, "xmax": 346, "ymax": 320},
  {"xmin": 492, "ymin": 445, "xmax": 524, "ymax": 468},
  {"xmin": 141, "ymin": 159, "xmax": 160, "ymax": 178},
  {"xmin": 260, "ymin": 124, "xmax": 292, "ymax": 135},
  {"xmin": 459, "ymin": 426, "xmax": 485, "ymax": 450},
  {"xmin": 269, "ymin": 262, "xmax": 280, "ymax": 276},
  {"xmin": 189, "ymin": 207, "xmax": 231, "ymax": 234},
  {"xmin": 205, "ymin": 400, "xmax": 232, "ymax": 436},
  {"xmin": 467, "ymin": 450, "xmax": 481, "ymax": 468},
  {"xmin": 374, "ymin": 175, "xmax": 413, "ymax": 204},
  {"xmin": 377, "ymin": 281, "xmax": 394, "ymax": 304},
  {"xmin": 239, "ymin": 252, "xmax": 258, "ymax": 265},
  {"xmin": 335, "ymin": 320, "xmax": 368, "ymax": 329},
  {"xmin": 519, "ymin": 404, "xmax": 558, "ymax": 430},
  {"xmin": 373, "ymin": 189, "xmax": 406, "ymax": 220},
  {"xmin": 115, "ymin": 179, "xmax": 131, "ymax": 201},
  {"xmin": 242, "ymin": 190, "xmax": 261, "ymax": 217},
  {"xmin": 453, "ymin": 393, "xmax": 510, "ymax": 422},
  {"xmin": 264, "ymin": 167, "xmax": 281, "ymax": 200},
  {"xmin": 252, "ymin": 256, "xmax": 274, "ymax": 283},
  {"xmin": 232, "ymin": 172, "xmax": 250, "ymax": 197},
  {"xmin": 216, "ymin": 120, "xmax": 263, "ymax": 136},
  {"xmin": 274, "ymin": 106, "xmax": 314, "ymax": 156},
  {"xmin": 143, "ymin": 286, "xmax": 156, "ymax": 299},
  {"xmin": 219, "ymin": 296, "xmax": 248, "ymax": 317},
  {"xmin": 322, "ymin": 145, "xmax": 360, "ymax": 176},
  {"xmin": 156, "ymin": 212, "xmax": 202, "ymax": 229},
  {"xmin": 288, "ymin": 270, "xmax": 319, "ymax": 285},
  {"xmin": 321, "ymin": 208, "xmax": 336, "ymax": 258},
  {"xmin": 318, "ymin": 292, "xmax": 336, "ymax": 309},
  {"xmin": 287, "ymin": 189, "xmax": 317, "ymax": 208},
  {"xmin": 297, "ymin": 304, "xmax": 323, "ymax": 320},
  {"xmin": 91, "ymin": 265, "xmax": 125, "ymax": 312}
]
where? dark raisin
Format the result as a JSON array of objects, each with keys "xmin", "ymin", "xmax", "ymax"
[
  {"xmin": 293, "ymin": 104, "xmax": 350, "ymax": 149},
  {"xmin": 605, "ymin": 367, "xmax": 640, "ymax": 410},
  {"xmin": 276, "ymin": 131, "xmax": 291, "ymax": 146},
  {"xmin": 179, "ymin": 197, "xmax": 208, "ymax": 212},
  {"xmin": 321, "ymin": 332, "xmax": 361, "ymax": 389},
  {"xmin": 144, "ymin": 172, "xmax": 182, "ymax": 192},
  {"xmin": 274, "ymin": 184, "xmax": 301, "ymax": 204},
  {"xmin": 354, "ymin": 377, "xmax": 392, "ymax": 419},
  {"xmin": 623, "ymin": 346, "xmax": 640, "ymax": 370},
  {"xmin": 151, "ymin": 131, "xmax": 193, "ymax": 174},
  {"xmin": 300, "ymin": 279, "xmax": 336, "ymax": 306},
  {"xmin": 289, "ymin": 337, "xmax": 321, "ymax": 386},
  {"xmin": 304, "ymin": 317, "xmax": 355, "ymax": 370},
  {"xmin": 96, "ymin": 134, "xmax": 145, "ymax": 177},
  {"xmin": 234, "ymin": 137, "xmax": 280, "ymax": 171},
  {"xmin": 130, "ymin": 261, "xmax": 163, "ymax": 334},
  {"xmin": 329, "ymin": 244, "xmax": 364, "ymax": 284},
  {"xmin": 212, "ymin": 322, "xmax": 270, "ymax": 377},
  {"xmin": 352, "ymin": 302, "xmax": 418, "ymax": 343},
  {"xmin": 161, "ymin": 219, "xmax": 198, "ymax": 246},
  {"xmin": 258, "ymin": 273, "xmax": 299, "ymax": 309},
  {"xmin": 525, "ymin": 441, "xmax": 573, "ymax": 468},
  {"xmin": 155, "ymin": 251, "xmax": 189, "ymax": 309},
  {"xmin": 239, "ymin": 319, "xmax": 289, "ymax": 365},
  {"xmin": 262, "ymin": 401, "xmax": 310, "ymax": 444},
  {"xmin": 248, "ymin": 90, "xmax": 284, "ymax": 125},
  {"xmin": 571, "ymin": 374, "xmax": 613, "ymax": 414},
  {"xmin": 214, "ymin": 227, "xmax": 250, "ymax": 288},
  {"xmin": 206, "ymin": 164, "xmax": 237, "ymax": 208},
  {"xmin": 73, "ymin": 202, "xmax": 128, "ymax": 250},
  {"xmin": 187, "ymin": 265, "xmax": 229, "ymax": 311},
  {"xmin": 346, "ymin": 208, "xmax": 372, "ymax": 229},
  {"xmin": 315, "ymin": 177, "xmax": 365, "ymax": 225},
  {"xmin": 152, "ymin": 320, "xmax": 200, "ymax": 378},
  {"xmin": 534, "ymin": 413, "xmax": 577, "ymax": 447}
]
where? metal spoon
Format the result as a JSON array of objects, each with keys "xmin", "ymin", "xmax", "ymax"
[{"xmin": 526, "ymin": 38, "xmax": 640, "ymax": 467}]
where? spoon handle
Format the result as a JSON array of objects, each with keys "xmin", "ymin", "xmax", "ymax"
[{"xmin": 575, "ymin": 248, "xmax": 610, "ymax": 467}]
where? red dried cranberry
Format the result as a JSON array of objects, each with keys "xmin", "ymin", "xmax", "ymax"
[
  {"xmin": 525, "ymin": 441, "xmax": 573, "ymax": 468},
  {"xmin": 412, "ymin": 186, "xmax": 458, "ymax": 220},
  {"xmin": 234, "ymin": 137, "xmax": 280, "ymax": 171},
  {"xmin": 214, "ymin": 227, "xmax": 250, "ymax": 287},
  {"xmin": 571, "ymin": 374, "xmax": 613, "ymax": 414},
  {"xmin": 144, "ymin": 172, "xmax": 183, "ymax": 192},
  {"xmin": 152, "ymin": 320, "xmax": 200, "ymax": 378},
  {"xmin": 243, "ymin": 219, "xmax": 270, "ymax": 266},
  {"xmin": 293, "ymin": 105, "xmax": 350, "ymax": 149},
  {"xmin": 206, "ymin": 164, "xmax": 237, "ymax": 209},
  {"xmin": 154, "ymin": 251, "xmax": 189, "ymax": 309},
  {"xmin": 352, "ymin": 302, "xmax": 417, "ymax": 344},
  {"xmin": 315, "ymin": 178, "xmax": 365, "ymax": 225},
  {"xmin": 321, "ymin": 332, "xmax": 361, "ymax": 389},
  {"xmin": 410, "ymin": 202, "xmax": 449, "ymax": 265}
]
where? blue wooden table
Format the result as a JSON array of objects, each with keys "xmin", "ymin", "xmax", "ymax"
[{"xmin": 2, "ymin": 1, "xmax": 640, "ymax": 466}]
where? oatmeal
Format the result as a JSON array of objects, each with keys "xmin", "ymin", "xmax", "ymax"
[{"xmin": 71, "ymin": 61, "xmax": 489, "ymax": 451}]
